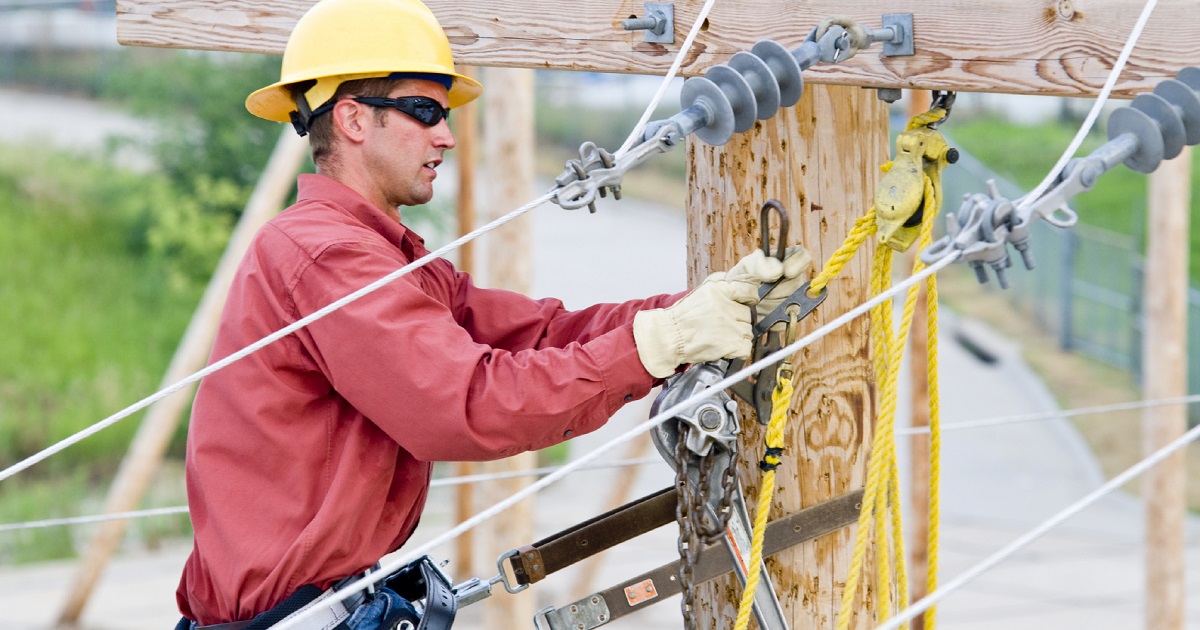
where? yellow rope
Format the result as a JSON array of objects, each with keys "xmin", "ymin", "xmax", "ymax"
[
  {"xmin": 907, "ymin": 107, "xmax": 947, "ymax": 131},
  {"xmin": 830, "ymin": 111, "xmax": 947, "ymax": 630},
  {"xmin": 732, "ymin": 371, "xmax": 793, "ymax": 630},
  {"xmin": 922, "ymin": 176, "xmax": 943, "ymax": 630},
  {"xmin": 809, "ymin": 208, "xmax": 878, "ymax": 295},
  {"xmin": 732, "ymin": 108, "xmax": 949, "ymax": 630}
]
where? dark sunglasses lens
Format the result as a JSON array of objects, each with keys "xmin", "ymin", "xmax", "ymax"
[{"xmin": 403, "ymin": 97, "xmax": 446, "ymax": 126}]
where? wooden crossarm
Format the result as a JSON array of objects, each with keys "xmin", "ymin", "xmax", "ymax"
[{"xmin": 118, "ymin": 0, "xmax": 1198, "ymax": 98}]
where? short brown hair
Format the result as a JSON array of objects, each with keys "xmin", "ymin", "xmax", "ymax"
[{"xmin": 307, "ymin": 77, "xmax": 404, "ymax": 165}]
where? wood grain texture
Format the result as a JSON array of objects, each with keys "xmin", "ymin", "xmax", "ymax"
[
  {"xmin": 1142, "ymin": 147, "xmax": 1191, "ymax": 630},
  {"xmin": 119, "ymin": 0, "xmax": 1198, "ymax": 97},
  {"xmin": 687, "ymin": 83, "xmax": 886, "ymax": 628},
  {"xmin": 479, "ymin": 66, "xmax": 539, "ymax": 627}
]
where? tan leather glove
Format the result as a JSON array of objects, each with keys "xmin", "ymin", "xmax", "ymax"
[
  {"xmin": 742, "ymin": 246, "xmax": 813, "ymax": 319},
  {"xmin": 633, "ymin": 272, "xmax": 761, "ymax": 378}
]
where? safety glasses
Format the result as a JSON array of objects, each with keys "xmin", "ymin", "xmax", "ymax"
[{"xmin": 353, "ymin": 96, "xmax": 450, "ymax": 127}]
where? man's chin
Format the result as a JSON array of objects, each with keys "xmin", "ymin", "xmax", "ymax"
[{"xmin": 395, "ymin": 190, "xmax": 434, "ymax": 209}]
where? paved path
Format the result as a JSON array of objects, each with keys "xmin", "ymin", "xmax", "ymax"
[{"xmin": 2, "ymin": 94, "xmax": 1199, "ymax": 629}]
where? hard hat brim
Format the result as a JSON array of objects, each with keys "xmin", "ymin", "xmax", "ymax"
[{"xmin": 246, "ymin": 71, "xmax": 482, "ymax": 123}]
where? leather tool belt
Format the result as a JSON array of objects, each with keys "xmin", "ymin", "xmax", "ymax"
[{"xmin": 186, "ymin": 555, "xmax": 455, "ymax": 630}]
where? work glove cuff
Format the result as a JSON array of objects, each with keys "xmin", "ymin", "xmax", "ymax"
[{"xmin": 633, "ymin": 308, "xmax": 684, "ymax": 378}]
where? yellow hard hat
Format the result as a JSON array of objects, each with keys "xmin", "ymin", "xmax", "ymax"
[{"xmin": 245, "ymin": 0, "xmax": 482, "ymax": 127}]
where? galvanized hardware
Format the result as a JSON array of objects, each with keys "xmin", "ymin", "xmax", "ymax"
[
  {"xmin": 494, "ymin": 548, "xmax": 531, "ymax": 593},
  {"xmin": 877, "ymin": 88, "xmax": 902, "ymax": 103},
  {"xmin": 552, "ymin": 16, "xmax": 916, "ymax": 212},
  {"xmin": 723, "ymin": 201, "xmax": 826, "ymax": 425},
  {"xmin": 807, "ymin": 23, "xmax": 853, "ymax": 63},
  {"xmin": 650, "ymin": 361, "xmax": 740, "ymax": 457},
  {"xmin": 551, "ymin": 16, "xmax": 919, "ymax": 212},
  {"xmin": 621, "ymin": 2, "xmax": 674, "ymax": 44},
  {"xmin": 806, "ymin": 14, "xmax": 915, "ymax": 63},
  {"xmin": 879, "ymin": 13, "xmax": 915, "ymax": 56},
  {"xmin": 534, "ymin": 594, "xmax": 612, "ymax": 630},
  {"xmin": 757, "ymin": 199, "xmax": 790, "ymax": 300},
  {"xmin": 928, "ymin": 90, "xmax": 956, "ymax": 128},
  {"xmin": 721, "ymin": 280, "xmax": 825, "ymax": 426},
  {"xmin": 652, "ymin": 16, "xmax": 908, "ymax": 147},
  {"xmin": 552, "ymin": 127, "xmax": 678, "ymax": 211},
  {"xmin": 921, "ymin": 66, "xmax": 1200, "ymax": 286},
  {"xmin": 452, "ymin": 573, "xmax": 504, "ymax": 607}
]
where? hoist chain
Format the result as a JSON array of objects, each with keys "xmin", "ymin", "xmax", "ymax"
[{"xmin": 673, "ymin": 422, "xmax": 738, "ymax": 629}]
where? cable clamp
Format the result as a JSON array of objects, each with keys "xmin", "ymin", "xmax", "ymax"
[
  {"xmin": 551, "ymin": 124, "xmax": 681, "ymax": 212},
  {"xmin": 920, "ymin": 148, "xmax": 1121, "ymax": 287}
]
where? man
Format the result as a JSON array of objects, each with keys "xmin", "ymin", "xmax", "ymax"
[{"xmin": 175, "ymin": 0, "xmax": 811, "ymax": 627}]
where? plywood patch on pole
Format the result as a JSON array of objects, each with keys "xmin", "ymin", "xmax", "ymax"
[{"xmin": 686, "ymin": 84, "xmax": 887, "ymax": 628}]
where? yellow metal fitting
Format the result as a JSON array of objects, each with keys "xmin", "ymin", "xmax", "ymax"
[{"xmin": 874, "ymin": 121, "xmax": 956, "ymax": 252}]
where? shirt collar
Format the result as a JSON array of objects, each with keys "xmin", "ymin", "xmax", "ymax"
[{"xmin": 295, "ymin": 173, "xmax": 427, "ymax": 257}]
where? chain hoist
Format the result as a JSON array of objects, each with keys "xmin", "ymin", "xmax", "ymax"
[{"xmin": 649, "ymin": 361, "xmax": 739, "ymax": 629}]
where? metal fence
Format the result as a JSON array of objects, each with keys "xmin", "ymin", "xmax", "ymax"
[{"xmin": 941, "ymin": 141, "xmax": 1200, "ymax": 423}]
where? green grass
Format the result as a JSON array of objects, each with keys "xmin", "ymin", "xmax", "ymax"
[
  {"xmin": 0, "ymin": 149, "xmax": 203, "ymax": 475},
  {"xmin": 0, "ymin": 147, "xmax": 204, "ymax": 562}
]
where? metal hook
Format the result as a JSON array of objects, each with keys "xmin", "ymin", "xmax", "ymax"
[
  {"xmin": 928, "ymin": 90, "xmax": 957, "ymax": 128},
  {"xmin": 759, "ymin": 200, "xmax": 790, "ymax": 261}
]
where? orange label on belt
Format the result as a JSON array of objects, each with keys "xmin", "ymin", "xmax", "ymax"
[{"xmin": 624, "ymin": 579, "xmax": 658, "ymax": 606}]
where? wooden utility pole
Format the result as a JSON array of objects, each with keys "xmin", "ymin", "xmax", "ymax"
[
  {"xmin": 1142, "ymin": 145, "xmax": 1191, "ymax": 630},
  {"xmin": 480, "ymin": 65, "xmax": 538, "ymax": 627},
  {"xmin": 452, "ymin": 65, "xmax": 480, "ymax": 580},
  {"xmin": 57, "ymin": 130, "xmax": 309, "ymax": 624},
  {"xmin": 688, "ymin": 84, "xmax": 887, "ymax": 628}
]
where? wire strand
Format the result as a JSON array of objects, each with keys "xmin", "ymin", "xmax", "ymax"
[
  {"xmin": 876, "ymin": 419, "xmax": 1200, "ymax": 630},
  {"xmin": 19, "ymin": 390, "xmax": 1195, "ymax": 533},
  {"xmin": 0, "ymin": 190, "xmax": 555, "ymax": 483},
  {"xmin": 1017, "ymin": 0, "xmax": 1159, "ymax": 210},
  {"xmin": 0, "ymin": 458, "xmax": 665, "ymax": 533},
  {"xmin": 897, "ymin": 393, "xmax": 1200, "ymax": 436},
  {"xmin": 0, "ymin": 507, "xmax": 190, "ymax": 534}
]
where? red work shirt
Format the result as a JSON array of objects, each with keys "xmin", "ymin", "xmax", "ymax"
[{"xmin": 177, "ymin": 174, "xmax": 673, "ymax": 623}]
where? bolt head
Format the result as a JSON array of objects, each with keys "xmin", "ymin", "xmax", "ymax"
[{"xmin": 697, "ymin": 406, "xmax": 723, "ymax": 430}]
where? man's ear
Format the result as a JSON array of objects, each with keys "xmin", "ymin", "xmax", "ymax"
[{"xmin": 333, "ymin": 99, "xmax": 368, "ymax": 144}]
